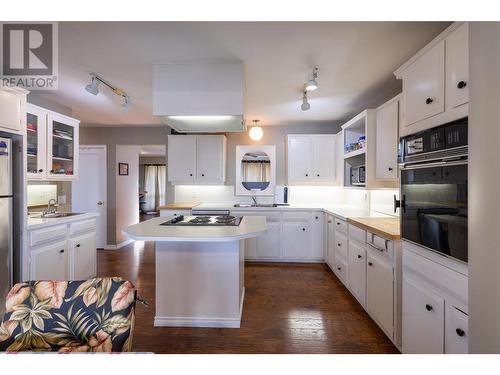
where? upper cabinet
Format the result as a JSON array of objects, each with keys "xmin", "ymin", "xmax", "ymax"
[
  {"xmin": 394, "ymin": 22, "xmax": 469, "ymax": 137},
  {"xmin": 375, "ymin": 96, "xmax": 400, "ymax": 181},
  {"xmin": 0, "ymin": 86, "xmax": 27, "ymax": 135},
  {"xmin": 27, "ymin": 104, "xmax": 80, "ymax": 181},
  {"xmin": 167, "ymin": 135, "xmax": 226, "ymax": 184},
  {"xmin": 286, "ymin": 134, "xmax": 337, "ymax": 185}
]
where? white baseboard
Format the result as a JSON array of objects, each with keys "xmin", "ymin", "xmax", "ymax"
[
  {"xmin": 104, "ymin": 238, "xmax": 134, "ymax": 250},
  {"xmin": 154, "ymin": 288, "xmax": 245, "ymax": 329}
]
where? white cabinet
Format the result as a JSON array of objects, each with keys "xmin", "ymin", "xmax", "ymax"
[
  {"xmin": 394, "ymin": 22, "xmax": 469, "ymax": 136},
  {"xmin": 28, "ymin": 217, "xmax": 97, "ymax": 280},
  {"xmin": 287, "ymin": 135, "xmax": 336, "ymax": 184},
  {"xmin": 445, "ymin": 305, "xmax": 468, "ymax": 354},
  {"xmin": 446, "ymin": 22, "xmax": 469, "ymax": 110},
  {"xmin": 375, "ymin": 97, "xmax": 399, "ymax": 180},
  {"xmin": 70, "ymin": 231, "xmax": 97, "ymax": 280},
  {"xmin": 168, "ymin": 135, "xmax": 226, "ymax": 184},
  {"xmin": 367, "ymin": 252, "xmax": 394, "ymax": 338},
  {"xmin": 325, "ymin": 215, "xmax": 335, "ymax": 269},
  {"xmin": 256, "ymin": 222, "xmax": 281, "ymax": 259},
  {"xmin": 402, "ymin": 276, "xmax": 445, "ymax": 354},
  {"xmin": 348, "ymin": 240, "xmax": 366, "ymax": 307},
  {"xmin": 0, "ymin": 87, "xmax": 24, "ymax": 133},
  {"xmin": 26, "ymin": 104, "xmax": 80, "ymax": 181},
  {"xmin": 311, "ymin": 213, "xmax": 324, "ymax": 260},
  {"xmin": 30, "ymin": 240, "xmax": 69, "ymax": 280},
  {"xmin": 282, "ymin": 222, "xmax": 310, "ymax": 260},
  {"xmin": 402, "ymin": 40, "xmax": 445, "ymax": 127}
]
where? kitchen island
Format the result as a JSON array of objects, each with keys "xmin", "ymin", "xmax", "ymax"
[{"xmin": 123, "ymin": 215, "xmax": 266, "ymax": 328}]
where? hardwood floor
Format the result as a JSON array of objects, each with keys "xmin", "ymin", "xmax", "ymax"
[{"xmin": 97, "ymin": 241, "xmax": 399, "ymax": 354}]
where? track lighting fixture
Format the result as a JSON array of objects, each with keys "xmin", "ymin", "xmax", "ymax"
[
  {"xmin": 301, "ymin": 91, "xmax": 310, "ymax": 111},
  {"xmin": 305, "ymin": 65, "xmax": 319, "ymax": 91},
  {"xmin": 84, "ymin": 72, "xmax": 130, "ymax": 110}
]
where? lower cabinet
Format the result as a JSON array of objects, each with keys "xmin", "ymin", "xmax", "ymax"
[
  {"xmin": 256, "ymin": 222, "xmax": 281, "ymax": 259},
  {"xmin": 402, "ymin": 276, "xmax": 445, "ymax": 354},
  {"xmin": 28, "ymin": 218, "xmax": 97, "ymax": 280},
  {"xmin": 325, "ymin": 214, "xmax": 335, "ymax": 269},
  {"xmin": 334, "ymin": 256, "xmax": 348, "ymax": 286},
  {"xmin": 445, "ymin": 305, "xmax": 468, "ymax": 354},
  {"xmin": 366, "ymin": 252, "xmax": 395, "ymax": 338},
  {"xmin": 311, "ymin": 213, "xmax": 324, "ymax": 260},
  {"xmin": 348, "ymin": 240, "xmax": 366, "ymax": 306},
  {"xmin": 70, "ymin": 231, "xmax": 97, "ymax": 279},
  {"xmin": 31, "ymin": 240, "xmax": 69, "ymax": 280},
  {"xmin": 282, "ymin": 222, "xmax": 310, "ymax": 260}
]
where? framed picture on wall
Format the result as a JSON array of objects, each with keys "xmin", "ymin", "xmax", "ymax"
[{"xmin": 118, "ymin": 162, "xmax": 129, "ymax": 176}]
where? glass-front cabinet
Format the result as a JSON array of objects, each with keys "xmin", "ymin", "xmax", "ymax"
[
  {"xmin": 26, "ymin": 105, "xmax": 47, "ymax": 179},
  {"xmin": 26, "ymin": 104, "xmax": 79, "ymax": 181}
]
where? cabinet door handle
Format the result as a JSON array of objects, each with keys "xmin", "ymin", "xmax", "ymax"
[
  {"xmin": 316, "ymin": 174, "xmax": 320, "ymax": 177},
  {"xmin": 38, "ymin": 169, "xmax": 43, "ymax": 173},
  {"xmin": 302, "ymin": 228, "xmax": 306, "ymax": 231},
  {"xmin": 315, "ymin": 216, "xmax": 319, "ymax": 220},
  {"xmin": 76, "ymin": 244, "xmax": 81, "ymax": 248},
  {"xmin": 357, "ymin": 254, "xmax": 362, "ymax": 259},
  {"xmin": 456, "ymin": 328, "xmax": 465, "ymax": 337},
  {"xmin": 337, "ymin": 267, "xmax": 341, "ymax": 271},
  {"xmin": 388, "ymin": 167, "xmax": 393, "ymax": 171},
  {"xmin": 457, "ymin": 81, "xmax": 467, "ymax": 89},
  {"xmin": 201, "ymin": 174, "xmax": 205, "ymax": 177},
  {"xmin": 50, "ymin": 169, "xmax": 54, "ymax": 173},
  {"xmin": 189, "ymin": 173, "xmax": 193, "ymax": 177},
  {"xmin": 368, "ymin": 261, "xmax": 373, "ymax": 266},
  {"xmin": 336, "ymin": 222, "xmax": 341, "ymax": 225},
  {"xmin": 97, "ymin": 201, "xmax": 104, "ymax": 206},
  {"xmin": 328, "ymin": 220, "xmax": 332, "ymax": 223},
  {"xmin": 337, "ymin": 243, "xmax": 341, "ymax": 247},
  {"xmin": 59, "ymin": 249, "xmax": 65, "ymax": 253},
  {"xmin": 425, "ymin": 97, "xmax": 434, "ymax": 105},
  {"xmin": 305, "ymin": 173, "xmax": 308, "ymax": 177},
  {"xmin": 425, "ymin": 304, "xmax": 433, "ymax": 311}
]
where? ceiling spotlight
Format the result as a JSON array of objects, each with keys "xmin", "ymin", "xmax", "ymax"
[
  {"xmin": 301, "ymin": 92, "xmax": 310, "ymax": 111},
  {"xmin": 249, "ymin": 119, "xmax": 264, "ymax": 141},
  {"xmin": 85, "ymin": 74, "xmax": 99, "ymax": 95},
  {"xmin": 305, "ymin": 65, "xmax": 319, "ymax": 91},
  {"xmin": 84, "ymin": 72, "xmax": 131, "ymax": 110}
]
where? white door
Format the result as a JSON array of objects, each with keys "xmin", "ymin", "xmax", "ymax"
[
  {"xmin": 375, "ymin": 99, "xmax": 399, "ymax": 180},
  {"xmin": 446, "ymin": 23, "xmax": 469, "ymax": 109},
  {"xmin": 31, "ymin": 240, "xmax": 69, "ymax": 280},
  {"xmin": 403, "ymin": 40, "xmax": 445, "ymax": 127},
  {"xmin": 312, "ymin": 136, "xmax": 336, "ymax": 181},
  {"xmin": 167, "ymin": 135, "xmax": 197, "ymax": 182},
  {"xmin": 348, "ymin": 241, "xmax": 366, "ymax": 306},
  {"xmin": 196, "ymin": 135, "xmax": 224, "ymax": 182},
  {"xmin": 366, "ymin": 253, "xmax": 394, "ymax": 338},
  {"xmin": 445, "ymin": 305, "xmax": 468, "ymax": 354},
  {"xmin": 72, "ymin": 146, "xmax": 107, "ymax": 249},
  {"xmin": 282, "ymin": 222, "xmax": 310, "ymax": 260},
  {"xmin": 70, "ymin": 231, "xmax": 97, "ymax": 279},
  {"xmin": 402, "ymin": 276, "xmax": 445, "ymax": 353},
  {"xmin": 256, "ymin": 222, "xmax": 281, "ymax": 259},
  {"xmin": 26, "ymin": 105, "xmax": 47, "ymax": 179},
  {"xmin": 311, "ymin": 213, "xmax": 324, "ymax": 260},
  {"xmin": 287, "ymin": 136, "xmax": 312, "ymax": 182}
]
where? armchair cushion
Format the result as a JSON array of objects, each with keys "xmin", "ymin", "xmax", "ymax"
[{"xmin": 0, "ymin": 278, "xmax": 136, "ymax": 352}]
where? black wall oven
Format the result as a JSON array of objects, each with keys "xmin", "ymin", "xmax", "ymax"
[{"xmin": 397, "ymin": 118, "xmax": 468, "ymax": 263}]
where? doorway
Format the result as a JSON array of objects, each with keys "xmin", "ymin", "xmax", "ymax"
[
  {"xmin": 72, "ymin": 145, "xmax": 107, "ymax": 249},
  {"xmin": 138, "ymin": 145, "xmax": 166, "ymax": 222}
]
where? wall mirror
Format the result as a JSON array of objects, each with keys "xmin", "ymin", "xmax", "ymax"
[{"xmin": 235, "ymin": 145, "xmax": 276, "ymax": 196}]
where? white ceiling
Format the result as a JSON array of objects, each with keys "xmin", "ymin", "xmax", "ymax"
[
  {"xmin": 139, "ymin": 145, "xmax": 166, "ymax": 156},
  {"xmin": 33, "ymin": 22, "xmax": 450, "ymax": 127}
]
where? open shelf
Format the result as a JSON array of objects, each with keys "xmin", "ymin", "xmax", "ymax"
[
  {"xmin": 344, "ymin": 148, "xmax": 366, "ymax": 159},
  {"xmin": 52, "ymin": 156, "xmax": 73, "ymax": 161}
]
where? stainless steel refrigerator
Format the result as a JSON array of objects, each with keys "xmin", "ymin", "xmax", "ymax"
[{"xmin": 0, "ymin": 137, "xmax": 13, "ymax": 318}]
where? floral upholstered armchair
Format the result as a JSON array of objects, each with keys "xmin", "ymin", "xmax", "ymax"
[{"xmin": 0, "ymin": 278, "xmax": 137, "ymax": 352}]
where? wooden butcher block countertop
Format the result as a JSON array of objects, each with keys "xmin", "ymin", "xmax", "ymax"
[
  {"xmin": 347, "ymin": 217, "xmax": 401, "ymax": 241},
  {"xmin": 158, "ymin": 202, "xmax": 200, "ymax": 210}
]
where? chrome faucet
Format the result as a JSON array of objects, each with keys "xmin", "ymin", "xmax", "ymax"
[
  {"xmin": 251, "ymin": 195, "xmax": 258, "ymax": 206},
  {"xmin": 44, "ymin": 199, "xmax": 58, "ymax": 216}
]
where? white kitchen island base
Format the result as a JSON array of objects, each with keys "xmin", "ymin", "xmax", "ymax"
[{"xmin": 154, "ymin": 240, "xmax": 246, "ymax": 328}]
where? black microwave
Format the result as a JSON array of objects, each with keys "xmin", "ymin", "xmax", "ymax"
[{"xmin": 399, "ymin": 118, "xmax": 468, "ymax": 164}]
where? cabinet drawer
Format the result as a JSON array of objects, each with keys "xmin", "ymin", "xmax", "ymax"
[
  {"xmin": 334, "ymin": 217, "xmax": 347, "ymax": 234},
  {"xmin": 30, "ymin": 224, "xmax": 68, "ymax": 246},
  {"xmin": 232, "ymin": 211, "xmax": 281, "ymax": 222},
  {"xmin": 282, "ymin": 211, "xmax": 311, "ymax": 222},
  {"xmin": 349, "ymin": 224, "xmax": 366, "ymax": 244},
  {"xmin": 70, "ymin": 219, "xmax": 96, "ymax": 235},
  {"xmin": 335, "ymin": 231, "xmax": 348, "ymax": 260},
  {"xmin": 334, "ymin": 256, "xmax": 348, "ymax": 287}
]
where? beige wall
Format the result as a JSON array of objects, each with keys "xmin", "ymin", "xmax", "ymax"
[{"xmin": 468, "ymin": 22, "xmax": 500, "ymax": 353}]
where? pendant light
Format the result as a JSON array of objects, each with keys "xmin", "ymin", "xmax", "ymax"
[
  {"xmin": 249, "ymin": 119, "xmax": 264, "ymax": 141},
  {"xmin": 301, "ymin": 91, "xmax": 310, "ymax": 111}
]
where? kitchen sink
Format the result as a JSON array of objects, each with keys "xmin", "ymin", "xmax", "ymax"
[
  {"xmin": 233, "ymin": 203, "xmax": 277, "ymax": 208},
  {"xmin": 40, "ymin": 212, "xmax": 83, "ymax": 218}
]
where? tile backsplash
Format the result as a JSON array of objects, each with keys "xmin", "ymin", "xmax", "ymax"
[{"xmin": 27, "ymin": 181, "xmax": 72, "ymax": 212}]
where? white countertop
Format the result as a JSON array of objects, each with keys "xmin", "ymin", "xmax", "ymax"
[
  {"xmin": 193, "ymin": 203, "xmax": 391, "ymax": 220},
  {"xmin": 122, "ymin": 216, "xmax": 267, "ymax": 242},
  {"xmin": 27, "ymin": 212, "xmax": 99, "ymax": 230}
]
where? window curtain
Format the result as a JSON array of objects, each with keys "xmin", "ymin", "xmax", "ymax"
[
  {"xmin": 242, "ymin": 161, "xmax": 270, "ymax": 182},
  {"xmin": 143, "ymin": 165, "xmax": 166, "ymax": 212}
]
